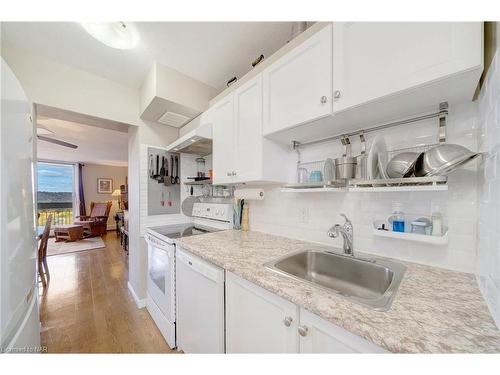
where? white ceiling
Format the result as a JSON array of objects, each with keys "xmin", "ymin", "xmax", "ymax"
[
  {"xmin": 37, "ymin": 116, "xmax": 129, "ymax": 167},
  {"xmin": 1, "ymin": 22, "xmax": 295, "ymax": 90}
]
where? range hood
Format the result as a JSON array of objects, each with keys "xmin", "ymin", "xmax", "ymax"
[{"xmin": 166, "ymin": 122, "xmax": 212, "ymax": 156}]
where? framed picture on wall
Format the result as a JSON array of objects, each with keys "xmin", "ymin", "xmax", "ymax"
[{"xmin": 97, "ymin": 178, "xmax": 113, "ymax": 194}]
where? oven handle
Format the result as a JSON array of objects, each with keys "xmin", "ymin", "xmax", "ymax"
[{"xmin": 145, "ymin": 234, "xmax": 174, "ymax": 255}]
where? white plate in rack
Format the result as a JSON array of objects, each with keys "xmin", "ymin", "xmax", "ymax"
[
  {"xmin": 367, "ymin": 135, "xmax": 388, "ymax": 179},
  {"xmin": 323, "ymin": 158, "xmax": 335, "ymax": 182}
]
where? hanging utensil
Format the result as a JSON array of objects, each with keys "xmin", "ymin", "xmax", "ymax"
[
  {"xmin": 170, "ymin": 155, "xmax": 175, "ymax": 185},
  {"xmin": 160, "ymin": 191, "xmax": 165, "ymax": 206},
  {"xmin": 163, "ymin": 156, "xmax": 172, "ymax": 186},
  {"xmin": 149, "ymin": 154, "xmax": 154, "ymax": 179},
  {"xmin": 153, "ymin": 154, "xmax": 160, "ymax": 179},
  {"xmin": 167, "ymin": 191, "xmax": 172, "ymax": 207},
  {"xmin": 174, "ymin": 155, "xmax": 181, "ymax": 184},
  {"xmin": 160, "ymin": 156, "xmax": 166, "ymax": 177}
]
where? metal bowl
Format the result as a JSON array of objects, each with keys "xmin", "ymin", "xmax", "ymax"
[
  {"xmin": 386, "ymin": 152, "xmax": 421, "ymax": 178},
  {"xmin": 415, "ymin": 144, "xmax": 480, "ymax": 177}
]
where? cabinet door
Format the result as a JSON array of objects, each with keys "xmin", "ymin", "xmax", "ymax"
[
  {"xmin": 333, "ymin": 22, "xmax": 483, "ymax": 112},
  {"xmin": 233, "ymin": 75, "xmax": 263, "ymax": 183},
  {"xmin": 212, "ymin": 95, "xmax": 235, "ymax": 184},
  {"xmin": 225, "ymin": 272, "xmax": 298, "ymax": 353},
  {"xmin": 263, "ymin": 24, "xmax": 333, "ymax": 135},
  {"xmin": 298, "ymin": 308, "xmax": 387, "ymax": 353}
]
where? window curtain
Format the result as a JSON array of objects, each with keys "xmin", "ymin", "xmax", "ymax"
[{"xmin": 77, "ymin": 163, "xmax": 86, "ymax": 216}]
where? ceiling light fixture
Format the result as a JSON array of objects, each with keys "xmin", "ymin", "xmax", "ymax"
[{"xmin": 80, "ymin": 22, "xmax": 139, "ymax": 50}]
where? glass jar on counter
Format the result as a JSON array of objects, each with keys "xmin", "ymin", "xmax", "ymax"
[{"xmin": 196, "ymin": 157, "xmax": 206, "ymax": 177}]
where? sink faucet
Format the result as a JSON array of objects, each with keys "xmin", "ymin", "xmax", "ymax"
[{"xmin": 327, "ymin": 214, "xmax": 354, "ymax": 256}]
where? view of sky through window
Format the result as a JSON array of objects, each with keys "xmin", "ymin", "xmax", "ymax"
[{"xmin": 37, "ymin": 163, "xmax": 74, "ymax": 192}]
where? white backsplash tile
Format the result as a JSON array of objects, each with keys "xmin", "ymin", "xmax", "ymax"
[
  {"xmin": 476, "ymin": 51, "xmax": 500, "ymax": 329},
  {"xmin": 250, "ymin": 95, "xmax": 479, "ymax": 275}
]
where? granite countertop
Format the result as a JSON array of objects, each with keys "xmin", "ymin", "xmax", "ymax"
[{"xmin": 176, "ymin": 230, "xmax": 500, "ymax": 353}]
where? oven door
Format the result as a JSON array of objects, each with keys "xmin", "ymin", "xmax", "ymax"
[{"xmin": 145, "ymin": 233, "xmax": 175, "ymax": 323}]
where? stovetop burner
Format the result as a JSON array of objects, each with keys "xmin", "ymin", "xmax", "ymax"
[{"xmin": 148, "ymin": 223, "xmax": 221, "ymax": 241}]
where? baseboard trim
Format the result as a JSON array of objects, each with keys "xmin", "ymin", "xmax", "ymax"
[{"xmin": 127, "ymin": 281, "xmax": 147, "ymax": 309}]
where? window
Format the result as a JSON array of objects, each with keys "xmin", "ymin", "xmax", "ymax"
[{"xmin": 37, "ymin": 162, "xmax": 75, "ymax": 226}]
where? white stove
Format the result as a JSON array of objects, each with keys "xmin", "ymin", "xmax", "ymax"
[
  {"xmin": 147, "ymin": 202, "xmax": 234, "ymax": 244},
  {"xmin": 144, "ymin": 202, "xmax": 233, "ymax": 349}
]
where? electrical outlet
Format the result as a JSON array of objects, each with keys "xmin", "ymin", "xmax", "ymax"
[{"xmin": 298, "ymin": 207, "xmax": 309, "ymax": 224}]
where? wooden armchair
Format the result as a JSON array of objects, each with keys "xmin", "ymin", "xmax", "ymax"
[{"xmin": 74, "ymin": 201, "xmax": 112, "ymax": 237}]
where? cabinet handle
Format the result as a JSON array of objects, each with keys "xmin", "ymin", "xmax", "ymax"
[
  {"xmin": 334, "ymin": 90, "xmax": 341, "ymax": 99},
  {"xmin": 298, "ymin": 325, "xmax": 308, "ymax": 337},
  {"xmin": 320, "ymin": 96, "xmax": 328, "ymax": 104},
  {"xmin": 283, "ymin": 316, "xmax": 293, "ymax": 327}
]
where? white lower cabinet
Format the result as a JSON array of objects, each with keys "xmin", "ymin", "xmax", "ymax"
[
  {"xmin": 298, "ymin": 308, "xmax": 387, "ymax": 353},
  {"xmin": 225, "ymin": 272, "xmax": 298, "ymax": 353},
  {"xmin": 225, "ymin": 272, "xmax": 387, "ymax": 353}
]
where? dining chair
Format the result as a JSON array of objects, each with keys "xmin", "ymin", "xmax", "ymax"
[{"xmin": 38, "ymin": 214, "xmax": 52, "ymax": 288}]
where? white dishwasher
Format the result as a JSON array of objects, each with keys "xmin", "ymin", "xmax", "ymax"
[{"xmin": 176, "ymin": 246, "xmax": 225, "ymax": 353}]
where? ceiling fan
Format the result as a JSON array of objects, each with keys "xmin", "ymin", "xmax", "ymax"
[{"xmin": 36, "ymin": 126, "xmax": 78, "ymax": 149}]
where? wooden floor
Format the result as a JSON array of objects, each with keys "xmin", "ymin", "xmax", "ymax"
[{"xmin": 39, "ymin": 233, "xmax": 176, "ymax": 353}]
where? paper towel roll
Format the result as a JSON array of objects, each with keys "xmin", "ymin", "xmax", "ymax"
[{"xmin": 234, "ymin": 188, "xmax": 264, "ymax": 200}]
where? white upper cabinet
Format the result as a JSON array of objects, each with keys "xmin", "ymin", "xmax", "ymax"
[
  {"xmin": 263, "ymin": 24, "xmax": 333, "ymax": 136},
  {"xmin": 233, "ymin": 76, "xmax": 263, "ymax": 183},
  {"xmin": 212, "ymin": 75, "xmax": 293, "ymax": 185},
  {"xmin": 212, "ymin": 95, "xmax": 234, "ymax": 184},
  {"xmin": 332, "ymin": 22, "xmax": 484, "ymax": 112},
  {"xmin": 262, "ymin": 22, "xmax": 483, "ymax": 145}
]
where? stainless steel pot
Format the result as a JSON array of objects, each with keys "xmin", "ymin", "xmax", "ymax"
[
  {"xmin": 386, "ymin": 152, "xmax": 421, "ymax": 178},
  {"xmin": 415, "ymin": 144, "xmax": 480, "ymax": 177},
  {"xmin": 335, "ymin": 156, "xmax": 357, "ymax": 179}
]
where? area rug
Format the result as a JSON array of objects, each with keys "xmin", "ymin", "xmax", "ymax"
[{"xmin": 47, "ymin": 236, "xmax": 106, "ymax": 256}]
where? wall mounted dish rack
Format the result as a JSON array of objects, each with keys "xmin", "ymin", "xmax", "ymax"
[{"xmin": 282, "ymin": 102, "xmax": 451, "ymax": 193}]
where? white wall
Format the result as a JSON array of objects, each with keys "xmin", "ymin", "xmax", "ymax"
[
  {"xmin": 82, "ymin": 163, "xmax": 128, "ymax": 230},
  {"xmin": 128, "ymin": 120, "xmax": 181, "ymax": 301},
  {"xmin": 250, "ymin": 101, "xmax": 479, "ymax": 272},
  {"xmin": 1, "ymin": 43, "xmax": 141, "ymax": 126},
  {"xmin": 2, "ymin": 43, "xmax": 180, "ymax": 305},
  {"xmin": 476, "ymin": 48, "xmax": 500, "ymax": 329}
]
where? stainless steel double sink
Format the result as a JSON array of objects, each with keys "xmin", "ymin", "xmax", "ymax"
[{"xmin": 265, "ymin": 249, "xmax": 406, "ymax": 311}]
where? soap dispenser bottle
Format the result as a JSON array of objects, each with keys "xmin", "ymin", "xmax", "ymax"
[
  {"xmin": 431, "ymin": 205, "xmax": 443, "ymax": 236},
  {"xmin": 390, "ymin": 202, "xmax": 405, "ymax": 233}
]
